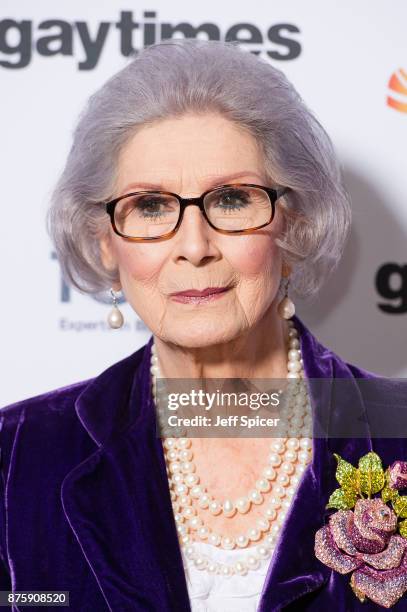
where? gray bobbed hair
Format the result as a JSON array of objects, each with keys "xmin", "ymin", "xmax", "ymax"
[{"xmin": 47, "ymin": 38, "xmax": 351, "ymax": 299}]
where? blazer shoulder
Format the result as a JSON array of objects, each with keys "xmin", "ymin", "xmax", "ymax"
[
  {"xmin": 0, "ymin": 377, "xmax": 93, "ymax": 418},
  {"xmin": 345, "ymin": 360, "xmax": 407, "ymax": 407},
  {"xmin": 0, "ymin": 377, "xmax": 94, "ymax": 444},
  {"xmin": 0, "ymin": 378, "xmax": 97, "ymax": 482}
]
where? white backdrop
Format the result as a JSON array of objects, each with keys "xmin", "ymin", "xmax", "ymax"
[{"xmin": 1, "ymin": 1, "xmax": 406, "ymax": 407}]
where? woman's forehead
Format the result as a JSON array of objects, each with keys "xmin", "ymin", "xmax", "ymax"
[{"xmin": 115, "ymin": 115, "xmax": 267, "ymax": 193}]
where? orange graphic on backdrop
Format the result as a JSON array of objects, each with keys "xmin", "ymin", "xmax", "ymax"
[{"xmin": 387, "ymin": 69, "xmax": 407, "ymax": 113}]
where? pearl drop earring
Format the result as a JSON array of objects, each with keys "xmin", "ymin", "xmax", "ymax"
[
  {"xmin": 107, "ymin": 288, "xmax": 124, "ymax": 329},
  {"xmin": 277, "ymin": 277, "xmax": 295, "ymax": 320}
]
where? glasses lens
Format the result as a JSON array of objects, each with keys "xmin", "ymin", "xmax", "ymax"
[
  {"xmin": 114, "ymin": 193, "xmax": 180, "ymax": 238},
  {"xmin": 204, "ymin": 186, "xmax": 272, "ymax": 231}
]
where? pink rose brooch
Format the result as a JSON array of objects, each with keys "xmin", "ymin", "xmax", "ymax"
[{"xmin": 315, "ymin": 452, "xmax": 407, "ymax": 608}]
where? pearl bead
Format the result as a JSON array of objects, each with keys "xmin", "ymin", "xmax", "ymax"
[
  {"xmin": 182, "ymin": 507, "xmax": 196, "ymax": 519},
  {"xmin": 268, "ymin": 453, "xmax": 282, "ymax": 467},
  {"xmin": 262, "ymin": 466, "xmax": 277, "ymax": 481},
  {"xmin": 184, "ymin": 473, "xmax": 199, "ymax": 487},
  {"xmin": 287, "ymin": 438, "xmax": 300, "ymax": 450},
  {"xmin": 281, "ymin": 461, "xmax": 295, "ymax": 475},
  {"xmin": 284, "ymin": 450, "xmax": 297, "ymax": 462},
  {"xmin": 288, "ymin": 349, "xmax": 301, "ymax": 361},
  {"xmin": 269, "ymin": 496, "xmax": 282, "ymax": 508},
  {"xmin": 234, "ymin": 561, "xmax": 248, "ymax": 575},
  {"xmin": 178, "ymin": 438, "xmax": 191, "ymax": 448},
  {"xmin": 256, "ymin": 478, "xmax": 271, "ymax": 493},
  {"xmin": 185, "ymin": 545, "xmax": 195, "ymax": 559},
  {"xmin": 190, "ymin": 485, "xmax": 203, "ymax": 498},
  {"xmin": 249, "ymin": 490, "xmax": 263, "ymax": 505},
  {"xmin": 198, "ymin": 494, "xmax": 210, "ymax": 509},
  {"xmin": 208, "ymin": 533, "xmax": 221, "ymax": 546},
  {"xmin": 223, "ymin": 499, "xmax": 236, "ymax": 517},
  {"xmin": 298, "ymin": 450, "xmax": 309, "ymax": 464},
  {"xmin": 247, "ymin": 528, "xmax": 261, "ymax": 542},
  {"xmin": 181, "ymin": 461, "xmax": 195, "ymax": 473},
  {"xmin": 221, "ymin": 536, "xmax": 235, "ymax": 550},
  {"xmin": 188, "ymin": 516, "xmax": 203, "ymax": 530},
  {"xmin": 257, "ymin": 518, "xmax": 270, "ymax": 532},
  {"xmin": 274, "ymin": 485, "xmax": 287, "ymax": 498},
  {"xmin": 178, "ymin": 494, "xmax": 191, "ymax": 506},
  {"xmin": 265, "ymin": 507, "xmax": 277, "ymax": 520},
  {"xmin": 107, "ymin": 305, "xmax": 122, "ymax": 328},
  {"xmin": 163, "ymin": 438, "xmax": 177, "ymax": 449},
  {"xmin": 208, "ymin": 562, "xmax": 219, "ymax": 574},
  {"xmin": 169, "ymin": 461, "xmax": 182, "ymax": 474},
  {"xmin": 265, "ymin": 533, "xmax": 277, "ymax": 546},
  {"xmin": 236, "ymin": 534, "xmax": 249, "ymax": 548},
  {"xmin": 270, "ymin": 441, "xmax": 285, "ymax": 453},
  {"xmin": 194, "ymin": 556, "xmax": 207, "ymax": 570},
  {"xmin": 288, "ymin": 338, "xmax": 300, "ymax": 349},
  {"xmin": 167, "ymin": 450, "xmax": 178, "ymax": 462},
  {"xmin": 172, "ymin": 473, "xmax": 184, "ymax": 485},
  {"xmin": 247, "ymin": 556, "xmax": 260, "ymax": 570},
  {"xmin": 288, "ymin": 360, "xmax": 301, "ymax": 373},
  {"xmin": 198, "ymin": 526, "xmax": 210, "ymax": 540},
  {"xmin": 175, "ymin": 484, "xmax": 188, "ymax": 495},
  {"xmin": 277, "ymin": 510, "xmax": 288, "ymax": 525},
  {"xmin": 270, "ymin": 523, "xmax": 281, "ymax": 536},
  {"xmin": 276, "ymin": 473, "xmax": 290, "ymax": 487},
  {"xmin": 257, "ymin": 546, "xmax": 271, "ymax": 559},
  {"xmin": 179, "ymin": 449, "xmax": 192, "ymax": 461},
  {"xmin": 221, "ymin": 565, "xmax": 232, "ymax": 576},
  {"xmin": 209, "ymin": 501, "xmax": 222, "ymax": 515},
  {"xmin": 235, "ymin": 497, "xmax": 250, "ymax": 513},
  {"xmin": 300, "ymin": 438, "xmax": 312, "ymax": 450}
]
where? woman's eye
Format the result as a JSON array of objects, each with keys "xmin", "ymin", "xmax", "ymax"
[
  {"xmin": 136, "ymin": 197, "xmax": 168, "ymax": 217},
  {"xmin": 216, "ymin": 190, "xmax": 250, "ymax": 210}
]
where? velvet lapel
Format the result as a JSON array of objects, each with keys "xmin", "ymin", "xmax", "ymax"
[
  {"xmin": 257, "ymin": 315, "xmax": 373, "ymax": 610},
  {"xmin": 60, "ymin": 315, "xmax": 373, "ymax": 612},
  {"xmin": 61, "ymin": 336, "xmax": 191, "ymax": 611}
]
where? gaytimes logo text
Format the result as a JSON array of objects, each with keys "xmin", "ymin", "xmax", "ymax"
[{"xmin": 0, "ymin": 10, "xmax": 302, "ymax": 70}]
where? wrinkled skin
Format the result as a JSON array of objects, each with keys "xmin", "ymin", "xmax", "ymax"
[{"xmin": 99, "ymin": 111, "xmax": 293, "ymax": 540}]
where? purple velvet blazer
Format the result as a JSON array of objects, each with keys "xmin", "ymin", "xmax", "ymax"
[{"xmin": 1, "ymin": 314, "xmax": 406, "ymax": 611}]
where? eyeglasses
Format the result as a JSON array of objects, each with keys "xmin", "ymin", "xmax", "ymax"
[{"xmin": 104, "ymin": 183, "xmax": 290, "ymax": 241}]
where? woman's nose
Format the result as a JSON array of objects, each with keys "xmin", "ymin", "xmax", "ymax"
[{"xmin": 172, "ymin": 203, "xmax": 219, "ymax": 266}]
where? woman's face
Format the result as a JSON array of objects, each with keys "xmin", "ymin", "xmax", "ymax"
[{"xmin": 101, "ymin": 112, "xmax": 286, "ymax": 347}]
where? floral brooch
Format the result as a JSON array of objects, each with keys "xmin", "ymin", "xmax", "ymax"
[{"xmin": 314, "ymin": 452, "xmax": 407, "ymax": 608}]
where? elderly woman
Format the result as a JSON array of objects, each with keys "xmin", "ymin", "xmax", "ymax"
[{"xmin": 1, "ymin": 39, "xmax": 407, "ymax": 612}]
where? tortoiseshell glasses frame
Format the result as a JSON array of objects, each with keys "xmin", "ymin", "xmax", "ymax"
[{"xmin": 104, "ymin": 183, "xmax": 290, "ymax": 242}]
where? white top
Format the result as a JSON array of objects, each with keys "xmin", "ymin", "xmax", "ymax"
[{"xmin": 182, "ymin": 542, "xmax": 272, "ymax": 612}]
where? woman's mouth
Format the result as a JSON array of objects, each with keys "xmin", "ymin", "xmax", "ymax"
[{"xmin": 169, "ymin": 286, "xmax": 232, "ymax": 304}]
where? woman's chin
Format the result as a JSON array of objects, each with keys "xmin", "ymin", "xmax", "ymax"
[{"xmin": 164, "ymin": 323, "xmax": 240, "ymax": 349}]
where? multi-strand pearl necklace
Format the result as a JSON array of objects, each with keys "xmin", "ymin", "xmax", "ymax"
[{"xmin": 150, "ymin": 319, "xmax": 313, "ymax": 576}]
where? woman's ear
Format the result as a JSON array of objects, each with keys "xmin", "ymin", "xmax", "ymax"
[
  {"xmin": 99, "ymin": 232, "xmax": 117, "ymax": 272},
  {"xmin": 100, "ymin": 235, "xmax": 122, "ymax": 292}
]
